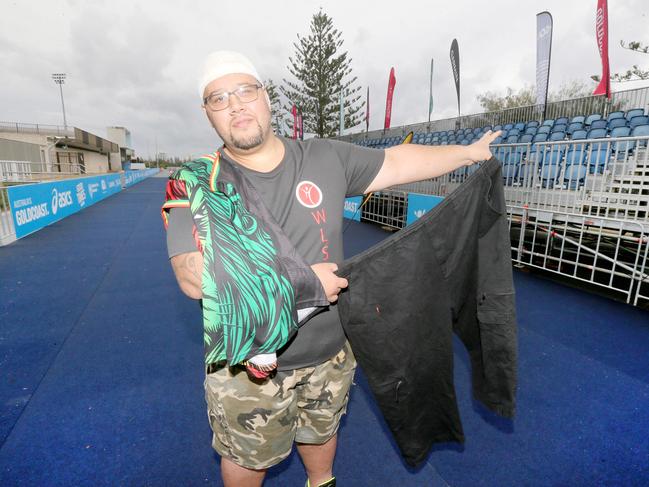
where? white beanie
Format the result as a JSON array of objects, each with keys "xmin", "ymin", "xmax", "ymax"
[{"xmin": 198, "ymin": 51, "xmax": 262, "ymax": 99}]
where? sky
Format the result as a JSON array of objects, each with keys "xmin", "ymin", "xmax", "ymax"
[{"xmin": 1, "ymin": 0, "xmax": 648, "ymax": 159}]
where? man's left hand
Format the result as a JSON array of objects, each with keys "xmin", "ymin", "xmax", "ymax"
[{"xmin": 466, "ymin": 130, "xmax": 502, "ymax": 165}]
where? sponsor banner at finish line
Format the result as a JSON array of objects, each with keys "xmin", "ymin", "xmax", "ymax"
[
  {"xmin": 406, "ymin": 193, "xmax": 444, "ymax": 226},
  {"xmin": 343, "ymin": 196, "xmax": 362, "ymax": 221},
  {"xmin": 8, "ymin": 173, "xmax": 123, "ymax": 239}
]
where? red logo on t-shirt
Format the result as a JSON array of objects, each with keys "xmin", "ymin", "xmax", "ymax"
[{"xmin": 295, "ymin": 181, "xmax": 323, "ymax": 208}]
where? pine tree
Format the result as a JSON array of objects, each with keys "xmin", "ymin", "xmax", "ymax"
[
  {"xmin": 264, "ymin": 79, "xmax": 286, "ymax": 135},
  {"xmin": 591, "ymin": 40, "xmax": 649, "ymax": 83},
  {"xmin": 281, "ymin": 10, "xmax": 364, "ymax": 138}
]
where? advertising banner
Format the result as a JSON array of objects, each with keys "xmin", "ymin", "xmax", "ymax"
[
  {"xmin": 406, "ymin": 193, "xmax": 444, "ymax": 226},
  {"xmin": 123, "ymin": 168, "xmax": 159, "ymax": 188},
  {"xmin": 8, "ymin": 173, "xmax": 122, "ymax": 239},
  {"xmin": 593, "ymin": 0, "xmax": 611, "ymax": 98},
  {"xmin": 428, "ymin": 58, "xmax": 434, "ymax": 122},
  {"xmin": 536, "ymin": 12, "xmax": 553, "ymax": 111},
  {"xmin": 365, "ymin": 86, "xmax": 370, "ymax": 132},
  {"xmin": 450, "ymin": 39, "xmax": 461, "ymax": 117},
  {"xmin": 343, "ymin": 196, "xmax": 363, "ymax": 221},
  {"xmin": 384, "ymin": 67, "xmax": 396, "ymax": 129}
]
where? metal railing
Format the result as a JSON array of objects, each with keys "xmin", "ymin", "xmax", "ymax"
[
  {"xmin": 495, "ymin": 136, "xmax": 649, "ymax": 224},
  {"xmin": 358, "ymin": 136, "xmax": 649, "ymax": 306},
  {"xmin": 0, "ymin": 160, "xmax": 83, "ymax": 183},
  {"xmin": 508, "ymin": 205, "xmax": 648, "ymax": 306},
  {"xmin": 0, "ymin": 121, "xmax": 74, "ymax": 137},
  {"xmin": 360, "ymin": 191, "xmax": 407, "ymax": 229},
  {"xmin": 340, "ymin": 85, "xmax": 649, "ymax": 143},
  {"xmin": 0, "ymin": 184, "xmax": 16, "ymax": 245}
]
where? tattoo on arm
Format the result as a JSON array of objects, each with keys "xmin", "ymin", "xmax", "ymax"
[
  {"xmin": 185, "ymin": 254, "xmax": 201, "ymax": 280},
  {"xmin": 170, "ymin": 252, "xmax": 203, "ymax": 298}
]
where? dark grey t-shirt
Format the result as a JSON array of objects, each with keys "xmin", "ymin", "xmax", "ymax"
[{"xmin": 166, "ymin": 136, "xmax": 384, "ymax": 369}]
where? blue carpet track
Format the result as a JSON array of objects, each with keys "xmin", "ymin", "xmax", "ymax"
[{"xmin": 1, "ymin": 177, "xmax": 648, "ymax": 486}]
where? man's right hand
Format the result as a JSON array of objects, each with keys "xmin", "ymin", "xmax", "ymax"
[{"xmin": 311, "ymin": 262, "xmax": 349, "ymax": 303}]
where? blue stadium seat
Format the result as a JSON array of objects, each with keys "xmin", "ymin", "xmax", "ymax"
[
  {"xmin": 541, "ymin": 164, "xmax": 561, "ymax": 188},
  {"xmin": 549, "ymin": 131, "xmax": 566, "ymax": 142},
  {"xmin": 494, "ymin": 146, "xmax": 510, "ymax": 163},
  {"xmin": 542, "ymin": 119, "xmax": 555, "ymax": 127},
  {"xmin": 552, "ymin": 124, "xmax": 567, "ymax": 134},
  {"xmin": 610, "ymin": 126, "xmax": 631, "ymax": 138},
  {"xmin": 537, "ymin": 125, "xmax": 551, "ymax": 135},
  {"xmin": 500, "ymin": 129, "xmax": 510, "ymax": 139},
  {"xmin": 517, "ymin": 162, "xmax": 537, "ymax": 186},
  {"xmin": 506, "ymin": 135, "xmax": 520, "ymax": 144},
  {"xmin": 586, "ymin": 127, "xmax": 608, "ymax": 152},
  {"xmin": 590, "ymin": 119, "xmax": 608, "ymax": 130},
  {"xmin": 585, "ymin": 113, "xmax": 602, "ymax": 126},
  {"xmin": 519, "ymin": 134, "xmax": 534, "ymax": 144},
  {"xmin": 563, "ymin": 164, "xmax": 588, "ymax": 189},
  {"xmin": 514, "ymin": 122, "xmax": 526, "ymax": 131},
  {"xmin": 565, "ymin": 147, "xmax": 586, "ymax": 166},
  {"xmin": 608, "ymin": 118, "xmax": 628, "ymax": 130},
  {"xmin": 503, "ymin": 123, "xmax": 514, "ymax": 130},
  {"xmin": 460, "ymin": 139, "xmax": 470, "ymax": 145},
  {"xmin": 546, "ymin": 147, "xmax": 565, "ymax": 166},
  {"xmin": 493, "ymin": 124, "xmax": 503, "ymax": 132},
  {"xmin": 571, "ymin": 129, "xmax": 588, "ymax": 140},
  {"xmin": 509, "ymin": 151, "xmax": 523, "ymax": 165},
  {"xmin": 508, "ymin": 128, "xmax": 521, "ymax": 136},
  {"xmin": 502, "ymin": 161, "xmax": 518, "ymax": 185},
  {"xmin": 611, "ymin": 127, "xmax": 634, "ymax": 159},
  {"xmin": 526, "ymin": 120, "xmax": 540, "ymax": 128},
  {"xmin": 586, "ymin": 127, "xmax": 607, "ymax": 139},
  {"xmin": 527, "ymin": 145, "xmax": 546, "ymax": 166},
  {"xmin": 515, "ymin": 134, "xmax": 534, "ymax": 156},
  {"xmin": 555, "ymin": 117, "xmax": 569, "ymax": 126},
  {"xmin": 532, "ymin": 133, "xmax": 549, "ymax": 144},
  {"xmin": 607, "ymin": 111, "xmax": 625, "ymax": 123},
  {"xmin": 491, "ymin": 136, "xmax": 503, "ymax": 145},
  {"xmin": 567, "ymin": 122, "xmax": 584, "ymax": 135},
  {"xmin": 588, "ymin": 146, "xmax": 610, "ymax": 173},
  {"xmin": 626, "ymin": 108, "xmax": 645, "ymax": 120},
  {"xmin": 630, "ymin": 115, "xmax": 649, "ymax": 128},
  {"xmin": 570, "ymin": 115, "xmax": 586, "ymax": 124},
  {"xmin": 524, "ymin": 127, "xmax": 538, "ymax": 136},
  {"xmin": 631, "ymin": 124, "xmax": 649, "ymax": 147}
]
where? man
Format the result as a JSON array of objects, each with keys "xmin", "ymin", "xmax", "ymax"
[{"xmin": 164, "ymin": 50, "xmax": 499, "ymax": 487}]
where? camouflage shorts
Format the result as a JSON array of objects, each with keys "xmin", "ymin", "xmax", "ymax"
[{"xmin": 204, "ymin": 341, "xmax": 356, "ymax": 470}]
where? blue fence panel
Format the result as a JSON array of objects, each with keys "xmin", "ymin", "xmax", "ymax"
[
  {"xmin": 123, "ymin": 169, "xmax": 159, "ymax": 188},
  {"xmin": 8, "ymin": 173, "xmax": 122, "ymax": 239},
  {"xmin": 343, "ymin": 196, "xmax": 363, "ymax": 221},
  {"xmin": 406, "ymin": 193, "xmax": 444, "ymax": 226}
]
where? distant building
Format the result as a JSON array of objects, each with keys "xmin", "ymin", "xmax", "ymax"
[
  {"xmin": 106, "ymin": 126, "xmax": 136, "ymax": 170},
  {"xmin": 0, "ymin": 122, "xmax": 120, "ymax": 176}
]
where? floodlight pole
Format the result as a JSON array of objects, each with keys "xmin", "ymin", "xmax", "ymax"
[{"xmin": 52, "ymin": 73, "xmax": 68, "ymax": 129}]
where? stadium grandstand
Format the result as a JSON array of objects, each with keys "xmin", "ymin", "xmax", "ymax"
[{"xmin": 339, "ymin": 85, "xmax": 649, "ymax": 307}]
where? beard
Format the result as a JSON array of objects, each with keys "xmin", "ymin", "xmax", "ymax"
[{"xmin": 229, "ymin": 121, "xmax": 265, "ymax": 150}]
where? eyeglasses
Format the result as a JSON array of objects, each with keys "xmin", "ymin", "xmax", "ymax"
[{"xmin": 203, "ymin": 84, "xmax": 263, "ymax": 111}]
